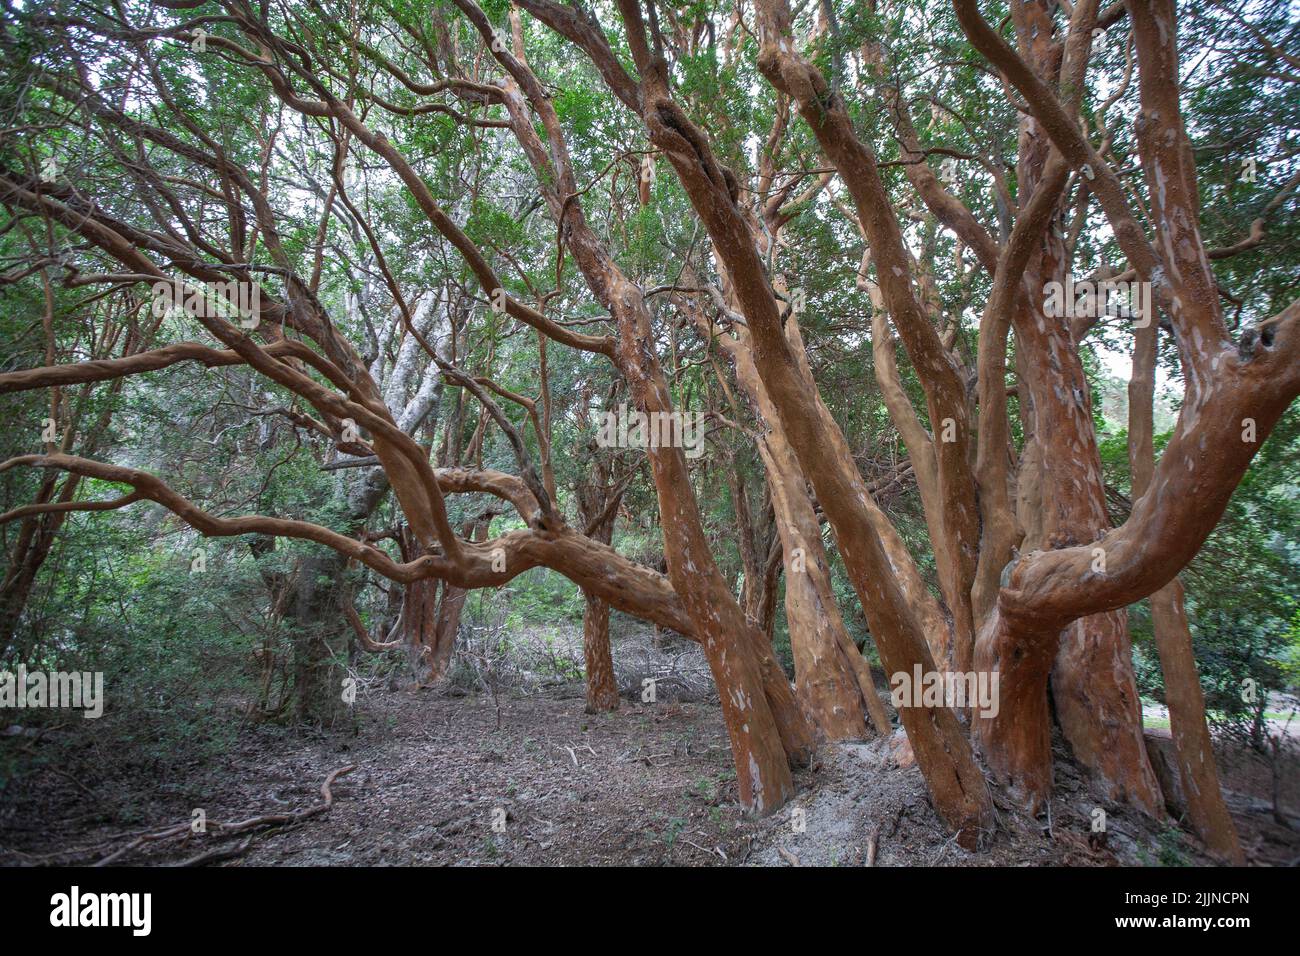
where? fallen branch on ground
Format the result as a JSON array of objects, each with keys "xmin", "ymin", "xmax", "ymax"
[{"xmin": 89, "ymin": 765, "xmax": 356, "ymax": 867}]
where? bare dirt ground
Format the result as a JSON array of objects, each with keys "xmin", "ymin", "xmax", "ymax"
[{"xmin": 1, "ymin": 683, "xmax": 1297, "ymax": 867}]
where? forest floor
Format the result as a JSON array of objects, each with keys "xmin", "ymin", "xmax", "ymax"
[{"xmin": 3, "ymin": 679, "xmax": 1298, "ymax": 867}]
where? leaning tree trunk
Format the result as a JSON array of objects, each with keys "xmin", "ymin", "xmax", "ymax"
[
  {"xmin": 1147, "ymin": 580, "xmax": 1245, "ymax": 862},
  {"xmin": 609, "ymin": 270, "xmax": 808, "ymax": 812},
  {"xmin": 1026, "ymin": 232, "xmax": 1162, "ymax": 814},
  {"xmin": 483, "ymin": 62, "xmax": 814, "ymax": 813},
  {"xmin": 712, "ymin": 304, "xmax": 889, "ymax": 739},
  {"xmin": 1129, "ymin": 320, "xmax": 1244, "ymax": 862},
  {"xmin": 764, "ymin": 433, "xmax": 889, "ymax": 739},
  {"xmin": 619, "ymin": 39, "xmax": 992, "ymax": 839}
]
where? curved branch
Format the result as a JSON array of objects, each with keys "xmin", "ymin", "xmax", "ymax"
[
  {"xmin": 1000, "ymin": 298, "xmax": 1300, "ymax": 631},
  {"xmin": 0, "ymin": 454, "xmax": 699, "ymax": 640},
  {"xmin": 0, "ymin": 491, "xmax": 142, "ymax": 525},
  {"xmin": 2, "ymin": 339, "xmax": 303, "ymax": 394}
]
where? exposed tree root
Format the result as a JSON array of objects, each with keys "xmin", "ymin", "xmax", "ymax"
[{"xmin": 88, "ymin": 765, "xmax": 355, "ymax": 867}]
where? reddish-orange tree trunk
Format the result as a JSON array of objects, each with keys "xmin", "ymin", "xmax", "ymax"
[
  {"xmin": 471, "ymin": 36, "xmax": 814, "ymax": 812},
  {"xmin": 576, "ymin": 462, "xmax": 622, "ymax": 714},
  {"xmin": 581, "ymin": 592, "xmax": 619, "ymax": 712},
  {"xmin": 1129, "ymin": 320, "xmax": 1244, "ymax": 862},
  {"xmin": 701, "ymin": 301, "xmax": 888, "ymax": 740}
]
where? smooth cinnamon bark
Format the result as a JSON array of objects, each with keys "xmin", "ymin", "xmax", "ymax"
[
  {"xmin": 712, "ymin": 310, "xmax": 883, "ymax": 740},
  {"xmin": 401, "ymin": 577, "xmax": 449, "ymax": 683},
  {"xmin": 971, "ymin": 194, "xmax": 1298, "ymax": 818},
  {"xmin": 1130, "ymin": 323, "xmax": 1244, "ymax": 862},
  {"xmin": 968, "ymin": 0, "xmax": 1160, "ymax": 813},
  {"xmin": 1051, "ymin": 610, "xmax": 1160, "ymax": 811},
  {"xmin": 11, "ymin": 0, "xmax": 1294, "ymax": 851},
  {"xmin": 465, "ymin": 16, "xmax": 813, "ymax": 810},
  {"xmin": 754, "ymin": 4, "xmax": 981, "ymax": 670},
  {"xmin": 586, "ymin": 13, "xmax": 993, "ymax": 839},
  {"xmin": 581, "ymin": 592, "xmax": 619, "ymax": 713},
  {"xmin": 577, "ymin": 466, "xmax": 622, "ymax": 713},
  {"xmin": 1146, "ymin": 580, "xmax": 1244, "ymax": 862}
]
